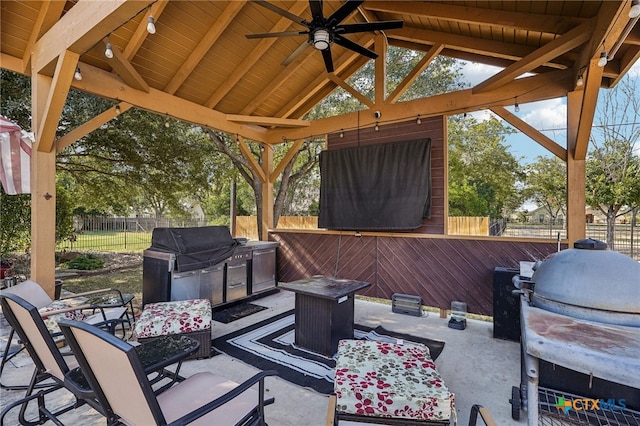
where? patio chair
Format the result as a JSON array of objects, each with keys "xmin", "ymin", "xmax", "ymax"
[
  {"xmin": 0, "ymin": 292, "xmax": 117, "ymax": 425},
  {"xmin": 0, "ymin": 280, "xmax": 131, "ymax": 390},
  {"xmin": 59, "ymin": 319, "xmax": 279, "ymax": 426}
]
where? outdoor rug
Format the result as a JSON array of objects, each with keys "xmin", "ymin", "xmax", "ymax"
[
  {"xmin": 211, "ymin": 302, "xmax": 268, "ymax": 324},
  {"xmin": 212, "ymin": 310, "xmax": 445, "ymax": 394}
]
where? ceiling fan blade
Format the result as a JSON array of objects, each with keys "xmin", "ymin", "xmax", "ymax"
[
  {"xmin": 252, "ymin": 0, "xmax": 309, "ymax": 27},
  {"xmin": 309, "ymin": 0, "xmax": 323, "ymax": 21},
  {"xmin": 281, "ymin": 41, "xmax": 311, "ymax": 65},
  {"xmin": 333, "ymin": 35, "xmax": 377, "ymax": 59},
  {"xmin": 327, "ymin": 0, "xmax": 364, "ymax": 26},
  {"xmin": 246, "ymin": 30, "xmax": 308, "ymax": 39},
  {"xmin": 321, "ymin": 48, "xmax": 334, "ymax": 73},
  {"xmin": 338, "ymin": 20, "xmax": 404, "ymax": 35}
]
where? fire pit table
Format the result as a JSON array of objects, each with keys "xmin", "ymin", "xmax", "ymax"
[{"xmin": 278, "ymin": 276, "xmax": 370, "ymax": 356}]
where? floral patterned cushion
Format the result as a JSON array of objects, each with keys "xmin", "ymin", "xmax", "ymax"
[
  {"xmin": 39, "ymin": 301, "xmax": 87, "ymax": 335},
  {"xmin": 334, "ymin": 339, "xmax": 454, "ymax": 422},
  {"xmin": 134, "ymin": 299, "xmax": 211, "ymax": 339}
]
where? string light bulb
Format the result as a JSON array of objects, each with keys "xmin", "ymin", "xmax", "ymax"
[
  {"xmin": 147, "ymin": 16, "xmax": 156, "ymax": 34},
  {"xmin": 74, "ymin": 67, "xmax": 82, "ymax": 81},
  {"xmin": 339, "ymin": 129, "xmax": 344, "ymax": 138},
  {"xmin": 576, "ymin": 74, "xmax": 584, "ymax": 87},
  {"xmin": 374, "ymin": 122, "xmax": 379, "ymax": 131},
  {"xmin": 630, "ymin": 0, "xmax": 640, "ymax": 18},
  {"xmin": 416, "ymin": 114, "xmax": 422, "ymax": 125},
  {"xmin": 164, "ymin": 117, "xmax": 170, "ymax": 128},
  {"xmin": 514, "ymin": 97, "xmax": 520, "ymax": 113},
  {"xmin": 115, "ymin": 105, "xmax": 121, "ymax": 115},
  {"xmin": 597, "ymin": 51, "xmax": 608, "ymax": 67},
  {"xmin": 104, "ymin": 43, "xmax": 114, "ymax": 59}
]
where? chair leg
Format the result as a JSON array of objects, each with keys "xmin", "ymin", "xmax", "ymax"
[
  {"xmin": 0, "ymin": 328, "xmax": 48, "ymax": 391},
  {"xmin": 326, "ymin": 394, "xmax": 337, "ymax": 426}
]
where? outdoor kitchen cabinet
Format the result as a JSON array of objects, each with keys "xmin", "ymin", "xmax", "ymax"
[{"xmin": 247, "ymin": 241, "xmax": 279, "ymax": 294}]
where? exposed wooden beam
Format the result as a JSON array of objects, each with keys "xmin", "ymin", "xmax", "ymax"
[
  {"xmin": 327, "ymin": 74, "xmax": 374, "ymax": 109},
  {"xmin": 37, "ymin": 50, "xmax": 78, "ymax": 153},
  {"xmin": 609, "ymin": 45, "xmax": 640, "ymax": 87},
  {"xmin": 57, "ymin": 103, "xmax": 133, "ymax": 152},
  {"xmin": 271, "ymin": 140, "xmax": 304, "ymax": 183},
  {"xmin": 124, "ymin": 0, "xmax": 169, "ymax": 61},
  {"xmin": 72, "ymin": 62, "xmax": 267, "ymax": 142},
  {"xmin": 103, "ymin": 38, "xmax": 149, "ymax": 92},
  {"xmin": 387, "ymin": 43, "xmax": 443, "ymax": 104},
  {"xmin": 490, "ymin": 106, "xmax": 567, "ymax": 161},
  {"xmin": 206, "ymin": 1, "xmax": 305, "ymax": 109},
  {"xmin": 566, "ymin": 91, "xmax": 586, "ymax": 243},
  {"xmin": 21, "ymin": 1, "xmax": 66, "ymax": 72},
  {"xmin": 32, "ymin": 0, "xmax": 153, "ymax": 73},
  {"xmin": 574, "ymin": 59, "xmax": 604, "ymax": 160},
  {"xmin": 264, "ymin": 70, "xmax": 571, "ymax": 143},
  {"xmin": 226, "ymin": 115, "xmax": 310, "ymax": 128},
  {"xmin": 375, "ymin": 33, "xmax": 386, "ymax": 104},
  {"xmin": 388, "ymin": 27, "xmax": 568, "ymax": 70},
  {"xmin": 473, "ymin": 21, "xmax": 592, "ymax": 93},
  {"xmin": 363, "ymin": 1, "xmax": 584, "ymax": 35}
]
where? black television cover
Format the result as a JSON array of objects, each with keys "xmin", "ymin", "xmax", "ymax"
[
  {"xmin": 318, "ymin": 138, "xmax": 431, "ymax": 231},
  {"xmin": 150, "ymin": 226, "xmax": 238, "ymax": 272}
]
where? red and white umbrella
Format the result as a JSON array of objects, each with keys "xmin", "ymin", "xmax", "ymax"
[{"xmin": 0, "ymin": 116, "xmax": 32, "ymax": 195}]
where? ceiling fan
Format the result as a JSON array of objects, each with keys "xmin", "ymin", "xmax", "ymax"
[{"xmin": 245, "ymin": 0, "xmax": 403, "ymax": 73}]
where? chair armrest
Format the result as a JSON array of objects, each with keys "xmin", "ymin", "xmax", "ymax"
[
  {"xmin": 60, "ymin": 288, "xmax": 120, "ymax": 298},
  {"xmin": 38, "ymin": 303, "xmax": 93, "ymax": 317},
  {"xmin": 168, "ymin": 370, "xmax": 279, "ymax": 426}
]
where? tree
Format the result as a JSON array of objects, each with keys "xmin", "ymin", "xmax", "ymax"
[
  {"xmin": 448, "ymin": 115, "xmax": 523, "ymax": 218},
  {"xmin": 525, "ymin": 156, "xmax": 567, "ymax": 231},
  {"xmin": 587, "ymin": 76, "xmax": 640, "ymax": 249}
]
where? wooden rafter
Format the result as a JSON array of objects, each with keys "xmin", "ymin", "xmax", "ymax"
[
  {"xmin": 226, "ymin": 115, "xmax": 310, "ymax": 128},
  {"xmin": 327, "ymin": 74, "xmax": 374, "ymax": 108},
  {"xmin": 206, "ymin": 1, "xmax": 306, "ymax": 109},
  {"xmin": 32, "ymin": 1, "xmax": 153, "ymax": 73},
  {"xmin": 363, "ymin": 1, "xmax": 585, "ymax": 35},
  {"xmin": 124, "ymin": 0, "xmax": 170, "ymax": 61},
  {"xmin": 374, "ymin": 33, "xmax": 386, "ymax": 104},
  {"xmin": 21, "ymin": 1, "xmax": 66, "ymax": 73},
  {"xmin": 473, "ymin": 21, "xmax": 593, "ymax": 93},
  {"xmin": 237, "ymin": 137, "xmax": 266, "ymax": 182},
  {"xmin": 270, "ymin": 140, "xmax": 304, "ymax": 183},
  {"xmin": 573, "ymin": 59, "xmax": 604, "ymax": 160},
  {"xmin": 103, "ymin": 37, "xmax": 149, "ymax": 92}
]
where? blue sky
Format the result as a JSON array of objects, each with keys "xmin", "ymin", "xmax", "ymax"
[{"xmin": 459, "ymin": 59, "xmax": 640, "ymax": 164}]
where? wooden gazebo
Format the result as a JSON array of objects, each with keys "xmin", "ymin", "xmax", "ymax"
[{"xmin": 1, "ymin": 1, "xmax": 639, "ymax": 305}]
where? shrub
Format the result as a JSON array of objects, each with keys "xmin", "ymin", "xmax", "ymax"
[{"xmin": 61, "ymin": 254, "xmax": 104, "ymax": 270}]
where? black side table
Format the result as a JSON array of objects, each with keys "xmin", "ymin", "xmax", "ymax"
[{"xmin": 279, "ymin": 276, "xmax": 371, "ymax": 356}]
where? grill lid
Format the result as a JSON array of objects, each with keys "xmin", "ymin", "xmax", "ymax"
[{"xmin": 530, "ymin": 239, "xmax": 640, "ymax": 326}]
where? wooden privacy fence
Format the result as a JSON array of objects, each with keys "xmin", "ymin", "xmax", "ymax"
[{"xmin": 235, "ymin": 216, "xmax": 488, "ymax": 239}]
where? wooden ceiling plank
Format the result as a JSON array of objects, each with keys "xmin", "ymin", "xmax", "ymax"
[
  {"xmin": 165, "ymin": 1, "xmax": 245, "ymax": 95},
  {"xmin": 37, "ymin": 50, "xmax": 78, "ymax": 153},
  {"xmin": 327, "ymin": 74, "xmax": 374, "ymax": 109},
  {"xmin": 226, "ymin": 115, "xmax": 310, "ymax": 128},
  {"xmin": 264, "ymin": 70, "xmax": 571, "ymax": 144},
  {"xmin": 363, "ymin": 1, "xmax": 585, "ymax": 35},
  {"xmin": 574, "ymin": 59, "xmax": 604, "ymax": 160},
  {"xmin": 473, "ymin": 21, "xmax": 592, "ymax": 94},
  {"xmin": 609, "ymin": 45, "xmax": 640, "ymax": 87},
  {"xmin": 387, "ymin": 43, "xmax": 443, "ymax": 104},
  {"xmin": 270, "ymin": 140, "xmax": 304, "ymax": 183},
  {"xmin": 21, "ymin": 1, "xmax": 66, "ymax": 72},
  {"xmin": 124, "ymin": 0, "xmax": 170, "ymax": 61},
  {"xmin": 206, "ymin": 1, "xmax": 306, "ymax": 109},
  {"xmin": 238, "ymin": 137, "xmax": 266, "ymax": 182},
  {"xmin": 56, "ymin": 103, "xmax": 133, "ymax": 152},
  {"xmin": 490, "ymin": 106, "xmax": 567, "ymax": 161},
  {"xmin": 32, "ymin": 1, "xmax": 154, "ymax": 73},
  {"xmin": 70, "ymin": 62, "xmax": 266, "ymax": 141},
  {"xmin": 104, "ymin": 38, "xmax": 150, "ymax": 92}
]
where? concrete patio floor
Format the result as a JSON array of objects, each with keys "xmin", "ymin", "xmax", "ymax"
[{"xmin": 1, "ymin": 290, "xmax": 525, "ymax": 425}]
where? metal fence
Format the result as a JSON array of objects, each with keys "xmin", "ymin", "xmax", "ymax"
[{"xmin": 59, "ymin": 216, "xmax": 639, "ymax": 260}]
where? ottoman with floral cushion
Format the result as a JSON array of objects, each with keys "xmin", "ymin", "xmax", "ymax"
[
  {"xmin": 134, "ymin": 299, "xmax": 212, "ymax": 359},
  {"xmin": 333, "ymin": 339, "xmax": 455, "ymax": 425}
]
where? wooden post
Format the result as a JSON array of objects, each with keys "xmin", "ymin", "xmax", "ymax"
[
  {"xmin": 261, "ymin": 144, "xmax": 273, "ymax": 241},
  {"xmin": 566, "ymin": 91, "xmax": 587, "ymax": 245}
]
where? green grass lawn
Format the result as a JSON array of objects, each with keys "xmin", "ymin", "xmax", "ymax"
[{"xmin": 57, "ymin": 231, "xmax": 152, "ymax": 252}]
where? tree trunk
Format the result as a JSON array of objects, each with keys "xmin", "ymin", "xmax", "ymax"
[{"xmin": 606, "ymin": 208, "xmax": 616, "ymax": 249}]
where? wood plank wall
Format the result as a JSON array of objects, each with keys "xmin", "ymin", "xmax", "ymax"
[
  {"xmin": 270, "ymin": 230, "xmax": 564, "ymax": 316},
  {"xmin": 327, "ymin": 117, "xmax": 446, "ymax": 234}
]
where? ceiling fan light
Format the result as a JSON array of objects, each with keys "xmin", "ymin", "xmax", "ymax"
[
  {"xmin": 630, "ymin": 0, "xmax": 640, "ymax": 18},
  {"xmin": 313, "ymin": 29, "xmax": 330, "ymax": 50}
]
